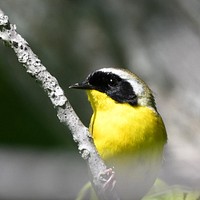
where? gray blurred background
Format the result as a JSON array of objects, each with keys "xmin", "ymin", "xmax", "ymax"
[{"xmin": 0, "ymin": 0, "xmax": 200, "ymax": 199}]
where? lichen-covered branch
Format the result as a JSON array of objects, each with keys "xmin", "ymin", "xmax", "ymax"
[{"xmin": 0, "ymin": 9, "xmax": 119, "ymax": 200}]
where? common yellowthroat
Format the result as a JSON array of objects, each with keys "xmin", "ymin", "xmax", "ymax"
[{"xmin": 70, "ymin": 68, "xmax": 167, "ymax": 200}]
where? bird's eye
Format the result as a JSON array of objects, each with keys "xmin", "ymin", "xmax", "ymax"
[
  {"xmin": 105, "ymin": 73, "xmax": 122, "ymax": 87},
  {"xmin": 107, "ymin": 77, "xmax": 117, "ymax": 87},
  {"xmin": 88, "ymin": 71, "xmax": 122, "ymax": 91}
]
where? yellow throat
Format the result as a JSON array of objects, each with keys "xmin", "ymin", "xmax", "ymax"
[{"xmin": 87, "ymin": 89, "xmax": 166, "ymax": 160}]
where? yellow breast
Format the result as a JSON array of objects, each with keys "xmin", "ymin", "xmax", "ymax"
[
  {"xmin": 87, "ymin": 90, "xmax": 167, "ymax": 161},
  {"xmin": 87, "ymin": 88, "xmax": 167, "ymax": 199}
]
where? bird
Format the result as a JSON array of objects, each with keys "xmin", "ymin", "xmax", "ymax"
[{"xmin": 70, "ymin": 68, "xmax": 167, "ymax": 200}]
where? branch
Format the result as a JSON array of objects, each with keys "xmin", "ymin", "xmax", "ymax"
[{"xmin": 0, "ymin": 9, "xmax": 120, "ymax": 200}]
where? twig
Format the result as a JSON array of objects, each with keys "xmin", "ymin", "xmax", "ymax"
[{"xmin": 0, "ymin": 8, "xmax": 120, "ymax": 200}]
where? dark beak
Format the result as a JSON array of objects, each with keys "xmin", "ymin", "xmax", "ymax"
[{"xmin": 69, "ymin": 80, "xmax": 93, "ymax": 90}]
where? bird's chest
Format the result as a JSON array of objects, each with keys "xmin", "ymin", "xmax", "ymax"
[
  {"xmin": 90, "ymin": 106, "xmax": 165, "ymax": 199},
  {"xmin": 90, "ymin": 105, "xmax": 162, "ymax": 160}
]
